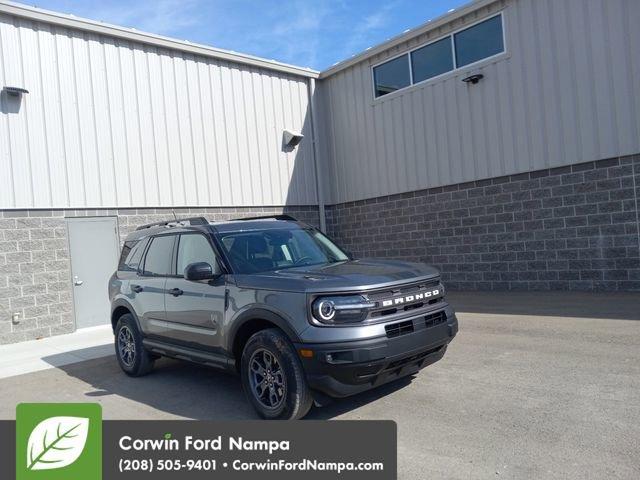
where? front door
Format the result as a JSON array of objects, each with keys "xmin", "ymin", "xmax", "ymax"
[
  {"xmin": 164, "ymin": 232, "xmax": 226, "ymax": 350},
  {"xmin": 67, "ymin": 217, "xmax": 120, "ymax": 328}
]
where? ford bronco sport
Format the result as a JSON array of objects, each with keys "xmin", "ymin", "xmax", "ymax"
[{"xmin": 109, "ymin": 215, "xmax": 458, "ymax": 419}]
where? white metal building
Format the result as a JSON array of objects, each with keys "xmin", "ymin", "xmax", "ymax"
[{"xmin": 1, "ymin": 0, "xmax": 639, "ymax": 344}]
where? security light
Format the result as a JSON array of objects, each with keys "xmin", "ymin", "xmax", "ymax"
[
  {"xmin": 3, "ymin": 86, "xmax": 29, "ymax": 96},
  {"xmin": 283, "ymin": 129, "xmax": 304, "ymax": 148},
  {"xmin": 461, "ymin": 74, "xmax": 484, "ymax": 85}
]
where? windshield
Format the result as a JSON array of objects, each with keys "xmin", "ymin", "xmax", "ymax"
[{"xmin": 215, "ymin": 227, "xmax": 349, "ymax": 274}]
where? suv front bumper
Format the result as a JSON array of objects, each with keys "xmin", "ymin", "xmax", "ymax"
[{"xmin": 295, "ymin": 310, "xmax": 458, "ymax": 398}]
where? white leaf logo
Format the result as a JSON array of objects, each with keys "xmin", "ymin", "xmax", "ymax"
[{"xmin": 26, "ymin": 416, "xmax": 90, "ymax": 470}]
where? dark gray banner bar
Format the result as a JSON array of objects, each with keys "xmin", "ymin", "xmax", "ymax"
[
  {"xmin": 0, "ymin": 421, "xmax": 15, "ymax": 479},
  {"xmin": 2, "ymin": 420, "xmax": 396, "ymax": 479}
]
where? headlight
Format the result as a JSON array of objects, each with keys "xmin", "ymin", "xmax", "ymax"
[{"xmin": 311, "ymin": 295, "xmax": 375, "ymax": 325}]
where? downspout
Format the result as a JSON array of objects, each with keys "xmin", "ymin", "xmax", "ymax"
[{"xmin": 307, "ymin": 77, "xmax": 326, "ymax": 232}]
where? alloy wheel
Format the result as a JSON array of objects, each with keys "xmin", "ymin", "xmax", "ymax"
[
  {"xmin": 248, "ymin": 348, "xmax": 286, "ymax": 409},
  {"xmin": 118, "ymin": 326, "xmax": 136, "ymax": 367}
]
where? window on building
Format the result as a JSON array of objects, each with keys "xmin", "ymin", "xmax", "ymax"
[
  {"xmin": 373, "ymin": 54, "xmax": 410, "ymax": 98},
  {"xmin": 142, "ymin": 235, "xmax": 175, "ymax": 276},
  {"xmin": 176, "ymin": 234, "xmax": 218, "ymax": 276},
  {"xmin": 411, "ymin": 37, "xmax": 454, "ymax": 84},
  {"xmin": 372, "ymin": 13, "xmax": 504, "ymax": 98},
  {"xmin": 454, "ymin": 15, "xmax": 504, "ymax": 68}
]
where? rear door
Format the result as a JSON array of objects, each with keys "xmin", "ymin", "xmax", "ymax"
[
  {"xmin": 67, "ymin": 217, "xmax": 120, "ymax": 328},
  {"xmin": 132, "ymin": 234, "xmax": 176, "ymax": 337},
  {"xmin": 164, "ymin": 232, "xmax": 226, "ymax": 350}
]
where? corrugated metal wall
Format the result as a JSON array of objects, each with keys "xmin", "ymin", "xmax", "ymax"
[
  {"xmin": 317, "ymin": 0, "xmax": 640, "ymax": 204},
  {"xmin": 0, "ymin": 12, "xmax": 317, "ymax": 209}
]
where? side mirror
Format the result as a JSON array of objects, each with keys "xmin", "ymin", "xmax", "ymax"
[{"xmin": 184, "ymin": 262, "xmax": 219, "ymax": 281}]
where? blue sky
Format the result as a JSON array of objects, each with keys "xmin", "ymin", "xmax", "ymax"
[{"xmin": 29, "ymin": 0, "xmax": 470, "ymax": 70}]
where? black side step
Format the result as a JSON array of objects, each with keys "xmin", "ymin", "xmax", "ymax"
[{"xmin": 142, "ymin": 339, "xmax": 235, "ymax": 370}]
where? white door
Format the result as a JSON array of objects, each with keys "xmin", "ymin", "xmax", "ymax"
[{"xmin": 67, "ymin": 217, "xmax": 120, "ymax": 328}]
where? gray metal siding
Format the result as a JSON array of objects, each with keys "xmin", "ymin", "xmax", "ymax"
[
  {"xmin": 0, "ymin": 12, "xmax": 317, "ymax": 209},
  {"xmin": 317, "ymin": 0, "xmax": 640, "ymax": 204}
]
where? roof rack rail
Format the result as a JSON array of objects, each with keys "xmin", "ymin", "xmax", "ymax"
[
  {"xmin": 136, "ymin": 216, "xmax": 209, "ymax": 230},
  {"xmin": 231, "ymin": 214, "xmax": 298, "ymax": 222}
]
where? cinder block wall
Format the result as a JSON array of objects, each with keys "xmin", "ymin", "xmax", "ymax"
[
  {"xmin": 326, "ymin": 155, "xmax": 640, "ymax": 291},
  {"xmin": 0, "ymin": 206, "xmax": 319, "ymax": 344}
]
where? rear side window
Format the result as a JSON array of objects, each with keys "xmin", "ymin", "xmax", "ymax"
[
  {"xmin": 142, "ymin": 235, "xmax": 175, "ymax": 276},
  {"xmin": 118, "ymin": 240, "xmax": 146, "ymax": 272},
  {"xmin": 176, "ymin": 234, "xmax": 218, "ymax": 276}
]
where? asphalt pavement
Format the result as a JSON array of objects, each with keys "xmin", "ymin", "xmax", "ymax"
[{"xmin": 0, "ymin": 291, "xmax": 638, "ymax": 479}]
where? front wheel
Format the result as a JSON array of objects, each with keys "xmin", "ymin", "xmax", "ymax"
[{"xmin": 241, "ymin": 328, "xmax": 313, "ymax": 420}]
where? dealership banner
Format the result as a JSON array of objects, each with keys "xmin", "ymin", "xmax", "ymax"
[{"xmin": 2, "ymin": 404, "xmax": 396, "ymax": 479}]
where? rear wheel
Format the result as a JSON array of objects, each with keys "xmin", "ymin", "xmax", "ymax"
[
  {"xmin": 115, "ymin": 314, "xmax": 155, "ymax": 376},
  {"xmin": 241, "ymin": 328, "xmax": 313, "ymax": 420}
]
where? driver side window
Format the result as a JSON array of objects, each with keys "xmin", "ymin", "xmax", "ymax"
[{"xmin": 176, "ymin": 234, "xmax": 218, "ymax": 277}]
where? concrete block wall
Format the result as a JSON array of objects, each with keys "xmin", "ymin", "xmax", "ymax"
[
  {"xmin": 326, "ymin": 155, "xmax": 640, "ymax": 291},
  {"xmin": 0, "ymin": 206, "xmax": 319, "ymax": 344}
]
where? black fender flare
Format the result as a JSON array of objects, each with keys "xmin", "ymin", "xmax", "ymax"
[
  {"xmin": 225, "ymin": 307, "xmax": 301, "ymax": 354},
  {"xmin": 110, "ymin": 298, "xmax": 142, "ymax": 333}
]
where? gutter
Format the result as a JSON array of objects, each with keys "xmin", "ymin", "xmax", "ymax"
[{"xmin": 307, "ymin": 78, "xmax": 326, "ymax": 232}]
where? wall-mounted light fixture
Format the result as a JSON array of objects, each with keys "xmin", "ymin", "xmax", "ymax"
[
  {"xmin": 3, "ymin": 86, "xmax": 29, "ymax": 97},
  {"xmin": 283, "ymin": 129, "xmax": 304, "ymax": 149},
  {"xmin": 461, "ymin": 74, "xmax": 484, "ymax": 85}
]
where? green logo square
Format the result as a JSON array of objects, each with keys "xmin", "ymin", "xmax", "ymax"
[{"xmin": 16, "ymin": 403, "xmax": 102, "ymax": 480}]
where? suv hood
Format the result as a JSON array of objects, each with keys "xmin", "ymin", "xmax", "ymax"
[{"xmin": 232, "ymin": 259, "xmax": 440, "ymax": 293}]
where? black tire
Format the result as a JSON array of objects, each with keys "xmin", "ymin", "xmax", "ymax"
[
  {"xmin": 114, "ymin": 314, "xmax": 155, "ymax": 377},
  {"xmin": 241, "ymin": 328, "xmax": 313, "ymax": 420}
]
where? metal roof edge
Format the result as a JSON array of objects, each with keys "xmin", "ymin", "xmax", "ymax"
[
  {"xmin": 0, "ymin": 0, "xmax": 319, "ymax": 78},
  {"xmin": 318, "ymin": 0, "xmax": 499, "ymax": 79}
]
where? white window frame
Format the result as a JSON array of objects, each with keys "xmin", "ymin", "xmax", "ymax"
[{"xmin": 371, "ymin": 12, "xmax": 506, "ymax": 99}]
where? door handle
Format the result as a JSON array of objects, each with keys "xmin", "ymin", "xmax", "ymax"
[
  {"xmin": 169, "ymin": 288, "xmax": 183, "ymax": 297},
  {"xmin": 131, "ymin": 284, "xmax": 143, "ymax": 293},
  {"xmin": 73, "ymin": 276, "xmax": 83, "ymax": 286}
]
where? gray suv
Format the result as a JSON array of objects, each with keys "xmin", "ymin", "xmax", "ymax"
[{"xmin": 109, "ymin": 216, "xmax": 458, "ymax": 419}]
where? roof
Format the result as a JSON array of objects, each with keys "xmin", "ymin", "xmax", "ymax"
[
  {"xmin": 124, "ymin": 216, "xmax": 306, "ymax": 240},
  {"xmin": 0, "ymin": 0, "xmax": 496, "ymax": 81},
  {"xmin": 0, "ymin": 0, "xmax": 319, "ymax": 78},
  {"xmin": 319, "ymin": 0, "xmax": 498, "ymax": 78},
  {"xmin": 212, "ymin": 218, "xmax": 306, "ymax": 234}
]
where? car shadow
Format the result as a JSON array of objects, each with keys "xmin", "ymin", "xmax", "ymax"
[
  {"xmin": 305, "ymin": 376, "xmax": 414, "ymax": 420},
  {"xmin": 42, "ymin": 347, "xmax": 414, "ymax": 420}
]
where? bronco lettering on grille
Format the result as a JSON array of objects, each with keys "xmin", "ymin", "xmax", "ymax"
[{"xmin": 381, "ymin": 288, "xmax": 440, "ymax": 307}]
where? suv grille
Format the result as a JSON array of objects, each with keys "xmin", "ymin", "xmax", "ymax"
[
  {"xmin": 385, "ymin": 320, "xmax": 414, "ymax": 338},
  {"xmin": 367, "ymin": 280, "xmax": 439, "ymax": 302},
  {"xmin": 425, "ymin": 311, "xmax": 447, "ymax": 328},
  {"xmin": 366, "ymin": 279, "xmax": 442, "ymax": 320}
]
